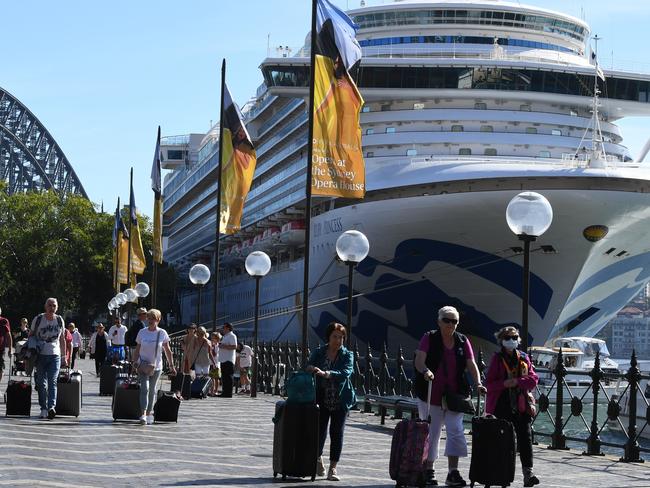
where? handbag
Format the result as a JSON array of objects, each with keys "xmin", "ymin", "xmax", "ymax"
[
  {"xmin": 137, "ymin": 331, "xmax": 161, "ymax": 377},
  {"xmin": 285, "ymin": 370, "xmax": 315, "ymax": 404},
  {"xmin": 518, "ymin": 389, "xmax": 537, "ymax": 417},
  {"xmin": 440, "ymin": 350, "xmax": 476, "ymax": 415}
]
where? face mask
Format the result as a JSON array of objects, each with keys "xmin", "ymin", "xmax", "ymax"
[{"xmin": 502, "ymin": 339, "xmax": 519, "ymax": 350}]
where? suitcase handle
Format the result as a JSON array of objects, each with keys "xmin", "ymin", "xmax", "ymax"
[{"xmin": 425, "ymin": 378, "xmax": 433, "ymax": 423}]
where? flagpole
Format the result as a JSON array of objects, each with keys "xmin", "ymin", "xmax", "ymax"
[
  {"xmin": 301, "ymin": 0, "xmax": 318, "ymax": 364},
  {"xmin": 212, "ymin": 58, "xmax": 226, "ymax": 333},
  {"xmin": 152, "ymin": 261, "xmax": 158, "ymax": 308},
  {"xmin": 114, "ymin": 197, "xmax": 121, "ymax": 294},
  {"xmin": 127, "ymin": 167, "xmax": 133, "ymax": 294},
  {"xmin": 152, "ymin": 125, "xmax": 162, "ymax": 309}
]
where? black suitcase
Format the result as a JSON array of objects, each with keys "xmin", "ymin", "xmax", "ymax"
[
  {"xmin": 6, "ymin": 379, "xmax": 32, "ymax": 416},
  {"xmin": 190, "ymin": 376, "xmax": 212, "ymax": 399},
  {"xmin": 469, "ymin": 415, "xmax": 516, "ymax": 487},
  {"xmin": 154, "ymin": 392, "xmax": 181, "ymax": 422},
  {"xmin": 112, "ymin": 377, "xmax": 141, "ymax": 421},
  {"xmin": 272, "ymin": 400, "xmax": 319, "ymax": 481},
  {"xmin": 99, "ymin": 363, "xmax": 122, "ymax": 396},
  {"xmin": 170, "ymin": 373, "xmax": 191, "ymax": 400},
  {"xmin": 56, "ymin": 370, "xmax": 82, "ymax": 417}
]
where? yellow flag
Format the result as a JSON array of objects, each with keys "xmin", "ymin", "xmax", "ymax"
[
  {"xmin": 219, "ymin": 84, "xmax": 257, "ymax": 234},
  {"xmin": 130, "ymin": 222, "xmax": 146, "ymax": 275},
  {"xmin": 117, "ymin": 230, "xmax": 129, "ymax": 284}
]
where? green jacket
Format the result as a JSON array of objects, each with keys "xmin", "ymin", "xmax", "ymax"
[{"xmin": 308, "ymin": 344, "xmax": 356, "ymax": 411}]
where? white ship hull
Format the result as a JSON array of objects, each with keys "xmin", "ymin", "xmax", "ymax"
[{"xmin": 206, "ymin": 174, "xmax": 650, "ymax": 352}]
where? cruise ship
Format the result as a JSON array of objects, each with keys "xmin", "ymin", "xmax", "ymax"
[{"xmin": 161, "ymin": 0, "xmax": 650, "ymax": 352}]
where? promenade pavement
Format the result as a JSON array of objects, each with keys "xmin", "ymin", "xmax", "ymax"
[{"xmin": 0, "ymin": 356, "xmax": 648, "ymax": 487}]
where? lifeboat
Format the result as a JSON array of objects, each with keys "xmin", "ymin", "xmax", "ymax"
[{"xmin": 279, "ymin": 220, "xmax": 305, "ymax": 246}]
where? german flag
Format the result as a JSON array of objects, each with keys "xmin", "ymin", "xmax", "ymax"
[
  {"xmin": 219, "ymin": 83, "xmax": 257, "ymax": 234},
  {"xmin": 311, "ymin": 0, "xmax": 365, "ymax": 199}
]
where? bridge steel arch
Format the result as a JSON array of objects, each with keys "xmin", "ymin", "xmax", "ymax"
[{"xmin": 0, "ymin": 87, "xmax": 88, "ymax": 198}]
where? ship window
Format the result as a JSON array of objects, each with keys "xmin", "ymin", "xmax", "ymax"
[
  {"xmin": 362, "ymin": 106, "xmax": 371, "ymax": 113},
  {"xmin": 167, "ymin": 149, "xmax": 184, "ymax": 160},
  {"xmin": 484, "ymin": 148, "xmax": 497, "ymax": 156},
  {"xmin": 451, "ymin": 125, "xmax": 464, "ymax": 132},
  {"xmin": 406, "ymin": 149, "xmax": 417, "ymax": 156},
  {"xmin": 552, "ymin": 129, "xmax": 562, "ymax": 136},
  {"xmin": 413, "ymin": 102, "xmax": 425, "ymax": 110},
  {"xmin": 539, "ymin": 150, "xmax": 551, "ymax": 158},
  {"xmin": 386, "ymin": 127, "xmax": 396, "ymax": 133},
  {"xmin": 381, "ymin": 104, "xmax": 391, "ymax": 111},
  {"xmin": 474, "ymin": 102, "xmax": 487, "ymax": 110},
  {"xmin": 459, "ymin": 148, "xmax": 472, "ymax": 155},
  {"xmin": 480, "ymin": 125, "xmax": 493, "ymax": 132},
  {"xmin": 520, "ymin": 104, "xmax": 531, "ymax": 111},
  {"xmin": 366, "ymin": 151, "xmax": 374, "ymax": 158},
  {"xmin": 526, "ymin": 127, "xmax": 537, "ymax": 134},
  {"xmin": 366, "ymin": 128, "xmax": 374, "ymax": 135}
]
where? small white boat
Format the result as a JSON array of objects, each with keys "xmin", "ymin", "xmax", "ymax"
[
  {"xmin": 618, "ymin": 360, "xmax": 650, "ymax": 439},
  {"xmin": 529, "ymin": 338, "xmax": 624, "ymax": 403}
]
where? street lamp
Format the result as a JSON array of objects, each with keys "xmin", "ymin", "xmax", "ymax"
[
  {"xmin": 336, "ymin": 230, "xmax": 370, "ymax": 347},
  {"xmin": 506, "ymin": 191, "xmax": 553, "ymax": 352},
  {"xmin": 245, "ymin": 251, "xmax": 272, "ymax": 398},
  {"xmin": 135, "ymin": 282, "xmax": 150, "ymax": 300},
  {"xmin": 189, "ymin": 264, "xmax": 211, "ymax": 326}
]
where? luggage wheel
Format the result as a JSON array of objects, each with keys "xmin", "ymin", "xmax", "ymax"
[
  {"xmin": 282, "ymin": 474, "xmax": 287, "ymax": 480},
  {"xmin": 273, "ymin": 472, "xmax": 277, "ymax": 478},
  {"xmin": 310, "ymin": 475, "xmax": 315, "ymax": 482}
]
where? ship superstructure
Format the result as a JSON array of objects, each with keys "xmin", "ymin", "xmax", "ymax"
[{"xmin": 162, "ymin": 0, "xmax": 650, "ymax": 351}]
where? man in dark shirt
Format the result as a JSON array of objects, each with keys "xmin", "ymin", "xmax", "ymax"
[{"xmin": 125, "ymin": 308, "xmax": 147, "ymax": 360}]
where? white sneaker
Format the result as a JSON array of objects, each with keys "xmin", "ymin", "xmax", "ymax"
[
  {"xmin": 327, "ymin": 467, "xmax": 340, "ymax": 481},
  {"xmin": 139, "ymin": 415, "xmax": 147, "ymax": 425},
  {"xmin": 146, "ymin": 414, "xmax": 154, "ymax": 425},
  {"xmin": 316, "ymin": 456, "xmax": 326, "ymax": 477},
  {"xmin": 39, "ymin": 408, "xmax": 48, "ymax": 419}
]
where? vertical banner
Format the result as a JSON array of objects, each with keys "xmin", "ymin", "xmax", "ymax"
[
  {"xmin": 129, "ymin": 181, "xmax": 147, "ymax": 274},
  {"xmin": 117, "ymin": 229, "xmax": 130, "ymax": 284},
  {"xmin": 311, "ymin": 0, "xmax": 365, "ymax": 198},
  {"xmin": 219, "ymin": 83, "xmax": 257, "ymax": 234},
  {"xmin": 151, "ymin": 125, "xmax": 164, "ymax": 264}
]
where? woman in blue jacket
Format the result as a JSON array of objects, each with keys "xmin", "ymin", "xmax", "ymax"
[{"xmin": 306, "ymin": 322, "xmax": 356, "ymax": 482}]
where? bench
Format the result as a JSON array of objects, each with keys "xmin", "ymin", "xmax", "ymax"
[{"xmin": 364, "ymin": 394, "xmax": 419, "ymax": 425}]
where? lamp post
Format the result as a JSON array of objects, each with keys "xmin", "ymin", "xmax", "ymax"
[
  {"xmin": 124, "ymin": 288, "xmax": 138, "ymax": 327},
  {"xmin": 189, "ymin": 264, "xmax": 211, "ymax": 326},
  {"xmin": 335, "ymin": 230, "xmax": 370, "ymax": 347},
  {"xmin": 135, "ymin": 282, "xmax": 150, "ymax": 306},
  {"xmin": 245, "ymin": 251, "xmax": 272, "ymax": 398},
  {"xmin": 115, "ymin": 292, "xmax": 127, "ymax": 321},
  {"xmin": 506, "ymin": 191, "xmax": 553, "ymax": 352}
]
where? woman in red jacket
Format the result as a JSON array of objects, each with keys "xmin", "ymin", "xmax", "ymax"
[{"xmin": 485, "ymin": 326, "xmax": 540, "ymax": 487}]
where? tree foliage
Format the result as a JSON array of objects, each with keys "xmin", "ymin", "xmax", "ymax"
[{"xmin": 0, "ymin": 184, "xmax": 175, "ymax": 332}]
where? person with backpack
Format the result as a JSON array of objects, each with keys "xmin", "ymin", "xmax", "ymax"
[
  {"xmin": 125, "ymin": 307, "xmax": 147, "ymax": 360},
  {"xmin": 306, "ymin": 321, "xmax": 356, "ymax": 481},
  {"xmin": 0, "ymin": 307, "xmax": 12, "ymax": 384},
  {"xmin": 485, "ymin": 326, "xmax": 540, "ymax": 487},
  {"xmin": 30, "ymin": 298, "xmax": 68, "ymax": 420},
  {"xmin": 413, "ymin": 306, "xmax": 485, "ymax": 487}
]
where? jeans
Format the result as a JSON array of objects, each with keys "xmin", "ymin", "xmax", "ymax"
[
  {"xmin": 318, "ymin": 407, "xmax": 348, "ymax": 463},
  {"xmin": 221, "ymin": 361, "xmax": 234, "ymax": 397},
  {"xmin": 35, "ymin": 354, "xmax": 61, "ymax": 410},
  {"xmin": 138, "ymin": 369, "xmax": 163, "ymax": 414}
]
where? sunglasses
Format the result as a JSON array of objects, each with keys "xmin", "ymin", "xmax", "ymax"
[
  {"xmin": 441, "ymin": 317, "xmax": 458, "ymax": 325},
  {"xmin": 503, "ymin": 335, "xmax": 519, "ymax": 340}
]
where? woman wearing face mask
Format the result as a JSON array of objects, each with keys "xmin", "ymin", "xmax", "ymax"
[{"xmin": 485, "ymin": 326, "xmax": 540, "ymax": 487}]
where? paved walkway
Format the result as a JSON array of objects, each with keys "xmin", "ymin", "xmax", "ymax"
[{"xmin": 0, "ymin": 357, "xmax": 648, "ymax": 487}]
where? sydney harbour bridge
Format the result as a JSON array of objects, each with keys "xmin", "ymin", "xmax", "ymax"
[{"xmin": 0, "ymin": 86, "xmax": 87, "ymax": 197}]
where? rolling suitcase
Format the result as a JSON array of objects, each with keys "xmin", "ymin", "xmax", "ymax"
[
  {"xmin": 99, "ymin": 363, "xmax": 122, "ymax": 396},
  {"xmin": 170, "ymin": 373, "xmax": 191, "ymax": 400},
  {"xmin": 190, "ymin": 376, "xmax": 211, "ymax": 399},
  {"xmin": 272, "ymin": 400, "xmax": 319, "ymax": 481},
  {"xmin": 389, "ymin": 380, "xmax": 431, "ymax": 488},
  {"xmin": 56, "ymin": 369, "xmax": 82, "ymax": 417},
  {"xmin": 5, "ymin": 358, "xmax": 32, "ymax": 417},
  {"xmin": 469, "ymin": 393, "xmax": 516, "ymax": 488},
  {"xmin": 112, "ymin": 376, "xmax": 141, "ymax": 421},
  {"xmin": 154, "ymin": 392, "xmax": 181, "ymax": 423}
]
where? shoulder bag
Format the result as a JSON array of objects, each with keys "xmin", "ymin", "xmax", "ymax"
[
  {"xmin": 441, "ymin": 349, "xmax": 476, "ymax": 415},
  {"xmin": 137, "ymin": 331, "xmax": 161, "ymax": 377}
]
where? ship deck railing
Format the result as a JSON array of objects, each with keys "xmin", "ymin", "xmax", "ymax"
[{"xmin": 405, "ymin": 154, "xmax": 639, "ymax": 169}]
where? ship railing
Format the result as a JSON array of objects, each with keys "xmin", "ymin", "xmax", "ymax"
[{"xmin": 227, "ymin": 339, "xmax": 649, "ymax": 461}]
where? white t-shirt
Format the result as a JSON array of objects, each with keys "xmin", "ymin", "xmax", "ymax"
[
  {"xmin": 108, "ymin": 324, "xmax": 128, "ymax": 346},
  {"xmin": 31, "ymin": 314, "xmax": 64, "ymax": 356},
  {"xmin": 136, "ymin": 327, "xmax": 170, "ymax": 370},
  {"xmin": 218, "ymin": 331, "xmax": 237, "ymax": 364},
  {"xmin": 238, "ymin": 345, "xmax": 254, "ymax": 368},
  {"xmin": 71, "ymin": 329, "xmax": 83, "ymax": 347}
]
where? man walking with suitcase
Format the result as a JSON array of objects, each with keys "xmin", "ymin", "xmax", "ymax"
[{"xmin": 30, "ymin": 298, "xmax": 68, "ymax": 420}]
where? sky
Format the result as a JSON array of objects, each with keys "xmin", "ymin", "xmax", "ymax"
[{"xmin": 2, "ymin": 0, "xmax": 650, "ymax": 218}]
